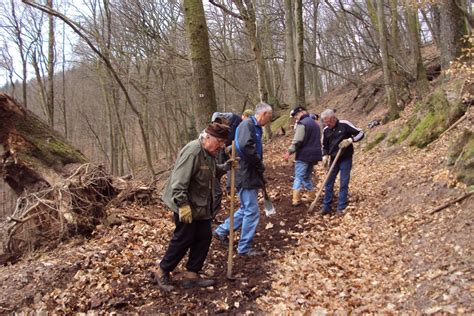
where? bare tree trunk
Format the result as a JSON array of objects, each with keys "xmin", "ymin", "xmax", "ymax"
[
  {"xmin": 31, "ymin": 50, "xmax": 48, "ymax": 119},
  {"xmin": 61, "ymin": 9, "xmax": 67, "ymax": 138},
  {"xmin": 405, "ymin": 0, "xmax": 429, "ymax": 95},
  {"xmin": 284, "ymin": 0, "xmax": 297, "ymax": 106},
  {"xmin": 439, "ymin": 0, "xmax": 468, "ymax": 70},
  {"xmin": 294, "ymin": 0, "xmax": 305, "ymax": 105},
  {"xmin": 46, "ymin": 0, "xmax": 55, "ymax": 128},
  {"xmin": 235, "ymin": 0, "xmax": 269, "ymax": 103},
  {"xmin": 183, "ymin": 0, "xmax": 217, "ymax": 132},
  {"xmin": 234, "ymin": 0, "xmax": 272, "ymax": 139},
  {"xmin": 262, "ymin": 10, "xmax": 276, "ymax": 104},
  {"xmin": 420, "ymin": 7, "xmax": 440, "ymax": 47},
  {"xmin": 311, "ymin": 0, "xmax": 321, "ymax": 102},
  {"xmin": 10, "ymin": 0, "xmax": 28, "ymax": 108},
  {"xmin": 377, "ymin": 0, "xmax": 399, "ymax": 121},
  {"xmin": 431, "ymin": 4, "xmax": 441, "ymax": 44}
]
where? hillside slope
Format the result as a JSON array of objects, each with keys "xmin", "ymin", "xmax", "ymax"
[{"xmin": 0, "ymin": 52, "xmax": 472, "ymax": 313}]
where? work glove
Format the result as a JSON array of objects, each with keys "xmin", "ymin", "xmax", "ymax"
[
  {"xmin": 339, "ymin": 138, "xmax": 353, "ymax": 149},
  {"xmin": 178, "ymin": 205, "xmax": 192, "ymax": 224},
  {"xmin": 283, "ymin": 152, "xmax": 290, "ymax": 162},
  {"xmin": 322, "ymin": 155, "xmax": 330, "ymax": 169},
  {"xmin": 224, "ymin": 157, "xmax": 239, "ymax": 171}
]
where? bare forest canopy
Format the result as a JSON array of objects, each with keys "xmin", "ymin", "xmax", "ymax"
[{"xmin": 0, "ymin": 0, "xmax": 470, "ymax": 178}]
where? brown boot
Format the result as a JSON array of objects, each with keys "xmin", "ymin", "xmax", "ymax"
[
  {"xmin": 181, "ymin": 271, "xmax": 216, "ymax": 288},
  {"xmin": 292, "ymin": 190, "xmax": 301, "ymax": 206},
  {"xmin": 307, "ymin": 190, "xmax": 316, "ymax": 203},
  {"xmin": 150, "ymin": 268, "xmax": 175, "ymax": 292}
]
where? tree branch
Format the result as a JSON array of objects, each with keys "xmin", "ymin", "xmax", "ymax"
[
  {"xmin": 304, "ymin": 60, "xmax": 361, "ymax": 88},
  {"xmin": 429, "ymin": 192, "xmax": 473, "ymax": 214},
  {"xmin": 22, "ymin": 0, "xmax": 156, "ymax": 175},
  {"xmin": 209, "ymin": 0, "xmax": 243, "ymax": 20},
  {"xmin": 454, "ymin": 0, "xmax": 474, "ymax": 28}
]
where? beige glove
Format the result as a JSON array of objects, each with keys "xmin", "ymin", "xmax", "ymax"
[
  {"xmin": 339, "ymin": 138, "xmax": 353, "ymax": 149},
  {"xmin": 224, "ymin": 157, "xmax": 240, "ymax": 171},
  {"xmin": 322, "ymin": 155, "xmax": 330, "ymax": 169},
  {"xmin": 178, "ymin": 205, "xmax": 192, "ymax": 224}
]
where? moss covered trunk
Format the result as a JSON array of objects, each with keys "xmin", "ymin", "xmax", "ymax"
[
  {"xmin": 183, "ymin": 0, "xmax": 217, "ymax": 133},
  {"xmin": 0, "ymin": 93, "xmax": 88, "ymax": 195}
]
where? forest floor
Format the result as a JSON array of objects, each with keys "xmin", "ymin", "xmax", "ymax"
[
  {"xmin": 0, "ymin": 103, "xmax": 472, "ymax": 314},
  {"xmin": 0, "ymin": 62, "xmax": 473, "ymax": 312}
]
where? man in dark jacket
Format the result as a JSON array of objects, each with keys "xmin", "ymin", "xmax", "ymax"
[
  {"xmin": 321, "ymin": 109, "xmax": 364, "ymax": 215},
  {"xmin": 213, "ymin": 102, "xmax": 273, "ymax": 257},
  {"xmin": 284, "ymin": 106, "xmax": 322, "ymax": 206},
  {"xmin": 153, "ymin": 123, "xmax": 231, "ymax": 291}
]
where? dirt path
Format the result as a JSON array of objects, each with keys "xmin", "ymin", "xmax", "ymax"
[{"xmin": 0, "ymin": 129, "xmax": 472, "ymax": 313}]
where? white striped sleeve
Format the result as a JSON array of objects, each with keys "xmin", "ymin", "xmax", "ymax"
[{"xmin": 340, "ymin": 119, "xmax": 364, "ymax": 142}]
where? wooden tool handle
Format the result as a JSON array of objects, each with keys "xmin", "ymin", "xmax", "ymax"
[{"xmin": 227, "ymin": 141, "xmax": 236, "ymax": 279}]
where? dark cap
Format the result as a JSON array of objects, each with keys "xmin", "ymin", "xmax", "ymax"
[
  {"xmin": 290, "ymin": 105, "xmax": 306, "ymax": 117},
  {"xmin": 205, "ymin": 122, "xmax": 231, "ymax": 140}
]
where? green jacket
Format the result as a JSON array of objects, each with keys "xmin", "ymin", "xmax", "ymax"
[{"xmin": 162, "ymin": 139, "xmax": 225, "ymax": 220}]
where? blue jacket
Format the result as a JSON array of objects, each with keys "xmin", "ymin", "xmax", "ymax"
[
  {"xmin": 295, "ymin": 114, "xmax": 322, "ymax": 163},
  {"xmin": 235, "ymin": 116, "xmax": 264, "ymax": 189}
]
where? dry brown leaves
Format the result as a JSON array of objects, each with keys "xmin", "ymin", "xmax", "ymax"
[{"xmin": 256, "ymin": 106, "xmax": 473, "ymax": 313}]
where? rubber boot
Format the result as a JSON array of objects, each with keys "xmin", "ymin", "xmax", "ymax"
[
  {"xmin": 292, "ymin": 190, "xmax": 302, "ymax": 206},
  {"xmin": 307, "ymin": 190, "xmax": 316, "ymax": 203},
  {"xmin": 181, "ymin": 271, "xmax": 216, "ymax": 288}
]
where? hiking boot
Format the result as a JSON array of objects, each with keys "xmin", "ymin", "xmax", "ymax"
[
  {"xmin": 306, "ymin": 190, "xmax": 316, "ymax": 203},
  {"xmin": 321, "ymin": 207, "xmax": 332, "ymax": 216},
  {"xmin": 213, "ymin": 231, "xmax": 228, "ymax": 245},
  {"xmin": 150, "ymin": 268, "xmax": 175, "ymax": 292},
  {"xmin": 292, "ymin": 190, "xmax": 302, "ymax": 206},
  {"xmin": 335, "ymin": 208, "xmax": 345, "ymax": 216},
  {"xmin": 238, "ymin": 249, "xmax": 263, "ymax": 258},
  {"xmin": 181, "ymin": 271, "xmax": 216, "ymax": 288}
]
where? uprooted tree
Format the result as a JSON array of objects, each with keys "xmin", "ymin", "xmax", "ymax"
[{"xmin": 0, "ymin": 93, "xmax": 119, "ymax": 262}]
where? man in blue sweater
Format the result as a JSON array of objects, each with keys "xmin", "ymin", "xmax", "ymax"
[{"xmin": 284, "ymin": 106, "xmax": 322, "ymax": 206}]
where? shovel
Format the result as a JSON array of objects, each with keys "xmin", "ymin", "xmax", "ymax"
[
  {"xmin": 308, "ymin": 148, "xmax": 343, "ymax": 212},
  {"xmin": 261, "ymin": 176, "xmax": 276, "ymax": 216}
]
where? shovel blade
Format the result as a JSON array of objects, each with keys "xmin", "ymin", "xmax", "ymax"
[{"xmin": 264, "ymin": 198, "xmax": 276, "ymax": 216}]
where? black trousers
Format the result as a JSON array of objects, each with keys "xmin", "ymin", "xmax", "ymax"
[{"xmin": 160, "ymin": 213, "xmax": 212, "ymax": 273}]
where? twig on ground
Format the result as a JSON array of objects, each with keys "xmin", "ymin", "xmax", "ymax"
[{"xmin": 429, "ymin": 192, "xmax": 473, "ymax": 214}]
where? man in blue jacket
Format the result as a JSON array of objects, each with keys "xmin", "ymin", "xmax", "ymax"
[
  {"xmin": 213, "ymin": 102, "xmax": 273, "ymax": 257},
  {"xmin": 321, "ymin": 109, "xmax": 364, "ymax": 215},
  {"xmin": 284, "ymin": 106, "xmax": 322, "ymax": 206}
]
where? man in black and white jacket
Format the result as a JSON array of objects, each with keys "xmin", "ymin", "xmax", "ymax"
[{"xmin": 321, "ymin": 109, "xmax": 364, "ymax": 215}]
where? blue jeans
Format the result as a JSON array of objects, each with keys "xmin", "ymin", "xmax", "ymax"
[
  {"xmin": 323, "ymin": 158, "xmax": 352, "ymax": 211},
  {"xmin": 215, "ymin": 188, "xmax": 260, "ymax": 254},
  {"xmin": 292, "ymin": 160, "xmax": 315, "ymax": 191}
]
